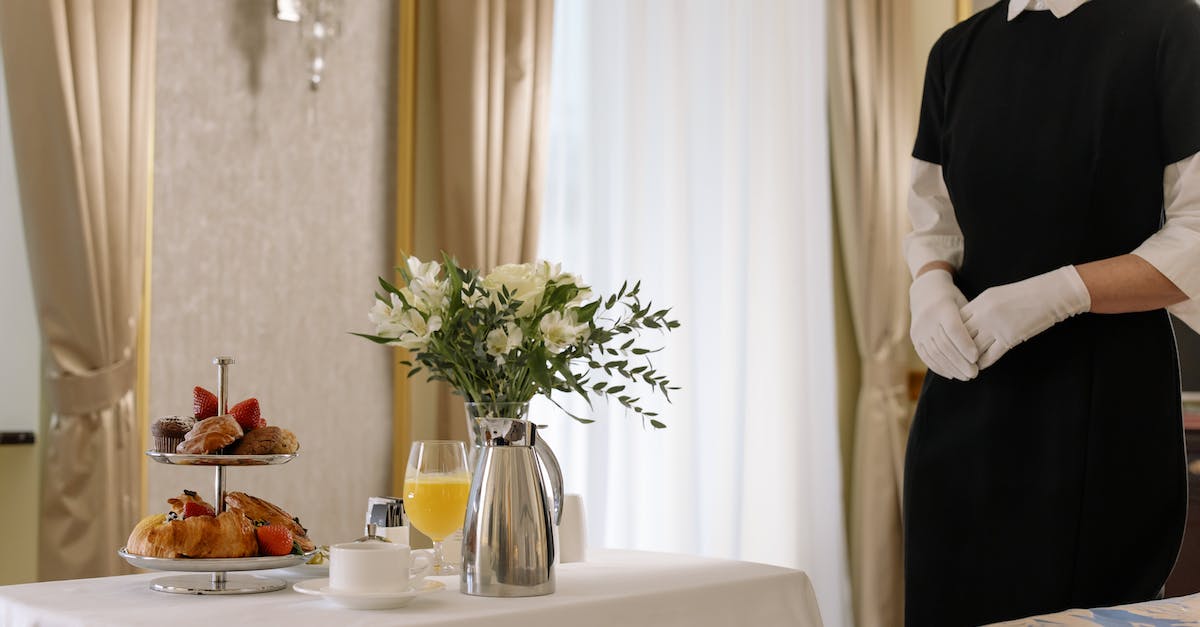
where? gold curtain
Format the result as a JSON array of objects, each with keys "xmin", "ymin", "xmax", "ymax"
[
  {"xmin": 0, "ymin": 0, "xmax": 156, "ymax": 580},
  {"xmin": 828, "ymin": 0, "xmax": 918, "ymax": 624},
  {"xmin": 413, "ymin": 0, "xmax": 554, "ymax": 441},
  {"xmin": 391, "ymin": 0, "xmax": 419, "ymax": 498},
  {"xmin": 434, "ymin": 0, "xmax": 553, "ymax": 270}
]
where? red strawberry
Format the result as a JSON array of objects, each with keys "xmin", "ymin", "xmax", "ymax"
[
  {"xmin": 229, "ymin": 398, "xmax": 266, "ymax": 431},
  {"xmin": 182, "ymin": 501, "xmax": 215, "ymax": 519},
  {"xmin": 255, "ymin": 524, "xmax": 294, "ymax": 556},
  {"xmin": 193, "ymin": 386, "xmax": 218, "ymax": 420}
]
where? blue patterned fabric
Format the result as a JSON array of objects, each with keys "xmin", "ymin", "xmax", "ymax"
[{"xmin": 991, "ymin": 594, "xmax": 1200, "ymax": 626}]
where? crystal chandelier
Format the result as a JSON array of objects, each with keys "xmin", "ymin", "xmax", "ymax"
[{"xmin": 275, "ymin": 0, "xmax": 343, "ymax": 91}]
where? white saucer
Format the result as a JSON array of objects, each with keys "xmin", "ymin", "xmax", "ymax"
[
  {"xmin": 293, "ymin": 578, "xmax": 445, "ymax": 610},
  {"xmin": 275, "ymin": 562, "xmax": 330, "ymax": 579}
]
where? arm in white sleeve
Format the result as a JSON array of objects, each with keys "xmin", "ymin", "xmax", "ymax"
[
  {"xmin": 904, "ymin": 159, "xmax": 964, "ymax": 278},
  {"xmin": 1131, "ymin": 152, "xmax": 1200, "ymax": 331},
  {"xmin": 1133, "ymin": 152, "xmax": 1200, "ymax": 298}
]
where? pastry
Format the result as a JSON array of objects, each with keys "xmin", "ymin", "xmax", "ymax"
[
  {"xmin": 167, "ymin": 489, "xmax": 212, "ymax": 516},
  {"xmin": 151, "ymin": 416, "xmax": 194, "ymax": 453},
  {"xmin": 228, "ymin": 426, "xmax": 299, "ymax": 455},
  {"xmin": 225, "ymin": 491, "xmax": 315, "ymax": 552},
  {"xmin": 176, "ymin": 414, "xmax": 242, "ymax": 455},
  {"xmin": 126, "ymin": 509, "xmax": 258, "ymax": 558}
]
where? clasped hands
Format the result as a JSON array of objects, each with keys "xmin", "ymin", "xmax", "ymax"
[{"xmin": 909, "ymin": 266, "xmax": 1092, "ymax": 381}]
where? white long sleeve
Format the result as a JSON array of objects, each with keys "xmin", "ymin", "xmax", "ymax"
[
  {"xmin": 1133, "ymin": 153, "xmax": 1200, "ymax": 300},
  {"xmin": 1135, "ymin": 152, "xmax": 1200, "ymax": 332},
  {"xmin": 902, "ymin": 154, "xmax": 1200, "ymax": 332},
  {"xmin": 903, "ymin": 159, "xmax": 963, "ymax": 279}
]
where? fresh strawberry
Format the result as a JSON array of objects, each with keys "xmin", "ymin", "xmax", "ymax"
[
  {"xmin": 193, "ymin": 386, "xmax": 218, "ymax": 420},
  {"xmin": 255, "ymin": 524, "xmax": 294, "ymax": 556},
  {"xmin": 229, "ymin": 398, "xmax": 266, "ymax": 431},
  {"xmin": 182, "ymin": 501, "xmax": 215, "ymax": 519}
]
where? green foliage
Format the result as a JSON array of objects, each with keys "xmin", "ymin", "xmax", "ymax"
[{"xmin": 359, "ymin": 255, "xmax": 680, "ymax": 429}]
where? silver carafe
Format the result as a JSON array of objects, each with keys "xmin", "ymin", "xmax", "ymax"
[{"xmin": 461, "ymin": 415, "xmax": 564, "ymax": 597}]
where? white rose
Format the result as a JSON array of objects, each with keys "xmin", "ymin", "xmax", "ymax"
[
  {"xmin": 482, "ymin": 263, "xmax": 547, "ymax": 318},
  {"xmin": 538, "ymin": 311, "xmax": 588, "ymax": 354}
]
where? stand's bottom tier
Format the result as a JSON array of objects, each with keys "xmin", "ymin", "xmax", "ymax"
[{"xmin": 150, "ymin": 573, "xmax": 286, "ymax": 595}]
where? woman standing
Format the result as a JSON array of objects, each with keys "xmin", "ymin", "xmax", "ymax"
[{"xmin": 904, "ymin": 0, "xmax": 1200, "ymax": 624}]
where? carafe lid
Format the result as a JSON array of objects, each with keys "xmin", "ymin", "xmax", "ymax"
[{"xmin": 477, "ymin": 417, "xmax": 538, "ymax": 447}]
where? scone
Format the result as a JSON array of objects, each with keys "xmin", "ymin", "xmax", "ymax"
[
  {"xmin": 228, "ymin": 426, "xmax": 299, "ymax": 455},
  {"xmin": 176, "ymin": 414, "xmax": 242, "ymax": 454}
]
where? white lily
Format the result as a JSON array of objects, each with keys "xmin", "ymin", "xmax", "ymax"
[
  {"xmin": 539, "ymin": 311, "xmax": 588, "ymax": 354},
  {"xmin": 485, "ymin": 323, "xmax": 524, "ymax": 364},
  {"xmin": 389, "ymin": 310, "xmax": 442, "ymax": 351}
]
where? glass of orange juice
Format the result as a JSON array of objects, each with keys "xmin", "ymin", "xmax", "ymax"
[{"xmin": 403, "ymin": 440, "xmax": 470, "ymax": 575}]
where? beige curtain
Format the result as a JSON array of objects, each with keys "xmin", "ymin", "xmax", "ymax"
[
  {"xmin": 0, "ymin": 0, "xmax": 156, "ymax": 580},
  {"xmin": 418, "ymin": 0, "xmax": 554, "ymax": 441},
  {"xmin": 828, "ymin": 0, "xmax": 918, "ymax": 625}
]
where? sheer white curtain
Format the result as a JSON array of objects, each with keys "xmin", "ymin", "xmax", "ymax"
[{"xmin": 535, "ymin": 2, "xmax": 849, "ymax": 626}]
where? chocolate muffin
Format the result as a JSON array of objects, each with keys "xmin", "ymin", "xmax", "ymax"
[{"xmin": 151, "ymin": 415, "xmax": 195, "ymax": 453}]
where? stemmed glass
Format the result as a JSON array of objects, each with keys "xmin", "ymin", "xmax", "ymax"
[{"xmin": 403, "ymin": 440, "xmax": 470, "ymax": 575}]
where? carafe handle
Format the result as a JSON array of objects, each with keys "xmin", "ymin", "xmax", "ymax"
[{"xmin": 532, "ymin": 426, "xmax": 564, "ymax": 525}]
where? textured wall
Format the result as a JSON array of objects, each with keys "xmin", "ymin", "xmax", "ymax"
[{"xmin": 149, "ymin": 0, "xmax": 396, "ymax": 546}]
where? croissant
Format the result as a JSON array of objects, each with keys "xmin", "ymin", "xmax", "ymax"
[
  {"xmin": 225, "ymin": 491, "xmax": 315, "ymax": 552},
  {"xmin": 126, "ymin": 509, "xmax": 258, "ymax": 558},
  {"xmin": 176, "ymin": 414, "xmax": 242, "ymax": 455}
]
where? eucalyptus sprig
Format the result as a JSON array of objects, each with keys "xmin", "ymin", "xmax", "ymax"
[{"xmin": 354, "ymin": 254, "xmax": 680, "ymax": 428}]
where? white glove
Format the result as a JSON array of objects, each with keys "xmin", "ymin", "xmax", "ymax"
[
  {"xmin": 910, "ymin": 269, "xmax": 980, "ymax": 381},
  {"xmin": 962, "ymin": 266, "xmax": 1092, "ymax": 370}
]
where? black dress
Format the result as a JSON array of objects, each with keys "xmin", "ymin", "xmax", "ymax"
[{"xmin": 904, "ymin": 1, "xmax": 1198, "ymax": 624}]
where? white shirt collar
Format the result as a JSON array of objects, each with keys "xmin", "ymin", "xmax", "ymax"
[{"xmin": 1007, "ymin": 0, "xmax": 1089, "ymax": 21}]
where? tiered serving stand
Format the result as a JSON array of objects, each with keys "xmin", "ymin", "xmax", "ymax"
[{"xmin": 118, "ymin": 356, "xmax": 314, "ymax": 594}]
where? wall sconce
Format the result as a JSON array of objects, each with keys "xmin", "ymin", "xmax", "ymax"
[{"xmin": 275, "ymin": 0, "xmax": 343, "ymax": 90}]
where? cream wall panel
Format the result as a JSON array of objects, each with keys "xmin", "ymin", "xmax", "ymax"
[
  {"xmin": 0, "ymin": 11, "xmax": 41, "ymax": 586},
  {"xmin": 0, "ymin": 10, "xmax": 40, "ymax": 434},
  {"xmin": 149, "ymin": 0, "xmax": 396, "ymax": 546},
  {"xmin": 0, "ymin": 443, "xmax": 38, "ymax": 584}
]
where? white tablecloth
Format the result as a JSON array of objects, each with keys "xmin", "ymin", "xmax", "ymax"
[{"xmin": 0, "ymin": 550, "xmax": 822, "ymax": 627}]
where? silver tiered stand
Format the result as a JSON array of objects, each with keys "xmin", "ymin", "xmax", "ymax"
[{"xmin": 118, "ymin": 356, "xmax": 313, "ymax": 594}]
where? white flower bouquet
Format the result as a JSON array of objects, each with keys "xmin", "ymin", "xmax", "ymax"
[{"xmin": 356, "ymin": 255, "xmax": 680, "ymax": 427}]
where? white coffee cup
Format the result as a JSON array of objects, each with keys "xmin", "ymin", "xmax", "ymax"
[{"xmin": 329, "ymin": 541, "xmax": 433, "ymax": 593}]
